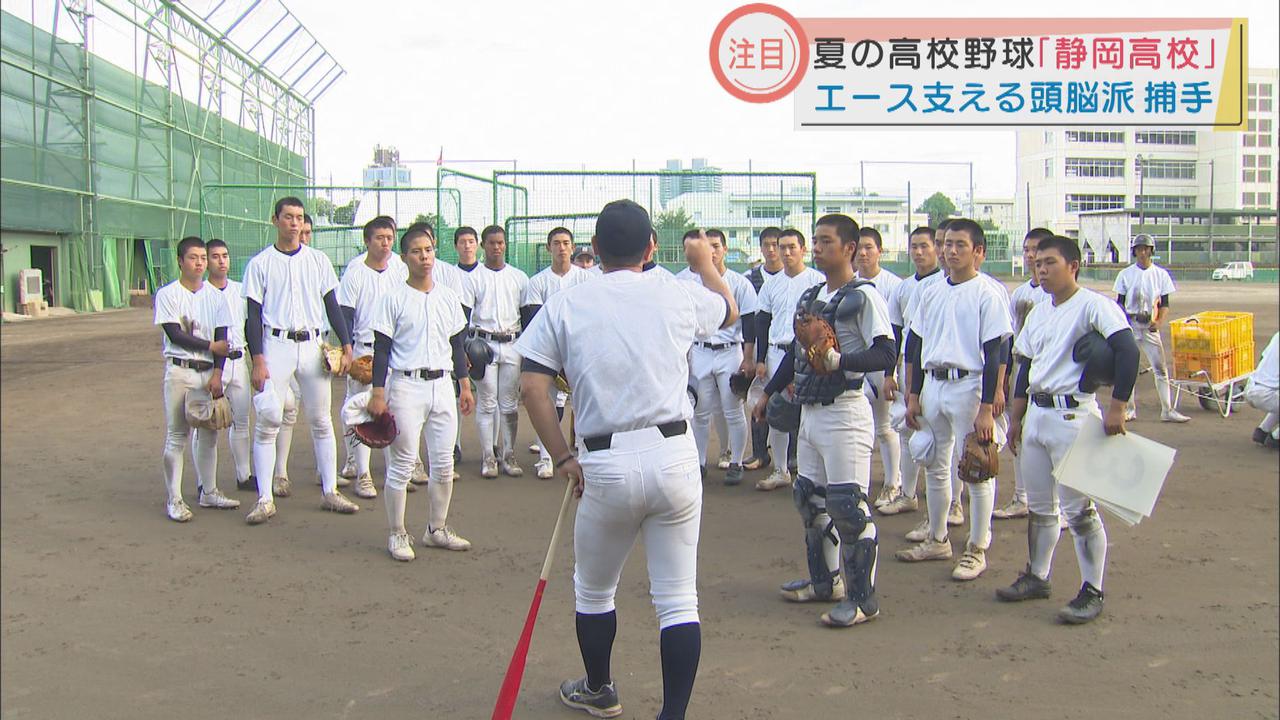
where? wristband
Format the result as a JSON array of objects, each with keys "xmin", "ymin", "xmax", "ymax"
[{"xmin": 554, "ymin": 452, "xmax": 576, "ymax": 467}]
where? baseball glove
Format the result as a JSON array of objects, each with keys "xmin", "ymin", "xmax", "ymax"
[
  {"xmin": 554, "ymin": 373, "xmax": 571, "ymax": 395},
  {"xmin": 351, "ymin": 411, "xmax": 398, "ymax": 449},
  {"xmin": 348, "ymin": 355, "xmax": 374, "ymax": 385},
  {"xmin": 728, "ymin": 371, "xmax": 751, "ymax": 400},
  {"xmin": 185, "ymin": 390, "xmax": 233, "ymax": 431},
  {"xmin": 794, "ymin": 311, "xmax": 839, "ymax": 375},
  {"xmin": 320, "ymin": 343, "xmax": 345, "ymax": 375},
  {"xmin": 957, "ymin": 431, "xmax": 999, "ymax": 483}
]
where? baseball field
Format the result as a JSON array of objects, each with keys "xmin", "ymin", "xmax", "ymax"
[{"xmin": 1, "ymin": 280, "xmax": 1276, "ymax": 720}]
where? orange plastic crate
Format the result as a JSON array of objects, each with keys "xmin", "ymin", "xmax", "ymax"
[
  {"xmin": 1172, "ymin": 342, "xmax": 1253, "ymax": 384},
  {"xmin": 1170, "ymin": 312, "xmax": 1253, "ymax": 355}
]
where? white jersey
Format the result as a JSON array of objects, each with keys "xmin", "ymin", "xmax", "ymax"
[
  {"xmin": 1112, "ymin": 263, "xmax": 1176, "ymax": 318},
  {"xmin": 371, "ymin": 282, "xmax": 467, "ymax": 372},
  {"xmin": 522, "ymin": 264, "xmax": 591, "ymax": 307},
  {"xmin": 757, "ymin": 266, "xmax": 825, "ymax": 345},
  {"xmin": 1009, "ymin": 279, "xmax": 1051, "ymax": 339},
  {"xmin": 897, "ymin": 268, "xmax": 946, "ymax": 331},
  {"xmin": 432, "ymin": 261, "xmax": 473, "ymax": 307},
  {"xmin": 241, "ymin": 243, "xmax": 339, "ymax": 332},
  {"xmin": 980, "ymin": 271, "xmax": 1012, "ymax": 307},
  {"xmin": 339, "ymin": 259, "xmax": 408, "ymax": 346},
  {"xmin": 154, "ymin": 281, "xmax": 231, "ymax": 362},
  {"xmin": 346, "ymin": 251, "xmax": 406, "ymax": 275},
  {"xmin": 912, "ymin": 275, "xmax": 1013, "ymax": 372},
  {"xmin": 644, "ymin": 263, "xmax": 675, "ymax": 278},
  {"xmin": 515, "ymin": 270, "xmax": 726, "ymax": 438},
  {"xmin": 212, "ymin": 279, "xmax": 247, "ymax": 351},
  {"xmin": 1254, "ymin": 333, "xmax": 1280, "ymax": 391},
  {"xmin": 584, "ymin": 265, "xmax": 603, "ymax": 276},
  {"xmin": 1014, "ymin": 288, "xmax": 1130, "ymax": 397},
  {"xmin": 856, "ymin": 267, "xmax": 902, "ymax": 307},
  {"xmin": 675, "ymin": 266, "xmax": 757, "ymax": 344},
  {"xmin": 467, "ymin": 264, "xmax": 529, "ymax": 335}
]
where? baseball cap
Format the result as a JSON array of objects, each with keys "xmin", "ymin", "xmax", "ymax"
[
  {"xmin": 1131, "ymin": 233, "xmax": 1155, "ymax": 248},
  {"xmin": 572, "ymin": 244, "xmax": 594, "ymax": 261},
  {"xmin": 594, "ymin": 199, "xmax": 652, "ymax": 257}
]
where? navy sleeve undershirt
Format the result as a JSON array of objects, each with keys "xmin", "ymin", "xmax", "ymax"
[
  {"xmin": 246, "ymin": 299, "xmax": 264, "ymax": 356},
  {"xmin": 372, "ymin": 332, "xmax": 391, "ymax": 388},
  {"xmin": 980, "ymin": 336, "xmax": 1003, "ymax": 403},
  {"xmin": 739, "ymin": 311, "xmax": 755, "ymax": 345},
  {"xmin": 755, "ymin": 312, "xmax": 773, "ymax": 362},
  {"xmin": 838, "ymin": 336, "xmax": 896, "ymax": 374},
  {"xmin": 1014, "ymin": 358, "xmax": 1031, "ymax": 399},
  {"xmin": 323, "ymin": 290, "xmax": 352, "ymax": 346},
  {"xmin": 161, "ymin": 322, "xmax": 213, "ymax": 353},
  {"xmin": 450, "ymin": 331, "xmax": 468, "ymax": 380},
  {"xmin": 1107, "ymin": 328, "xmax": 1140, "ymax": 401}
]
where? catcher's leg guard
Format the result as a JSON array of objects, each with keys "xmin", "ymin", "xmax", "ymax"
[
  {"xmin": 783, "ymin": 475, "xmax": 839, "ymax": 600},
  {"xmin": 824, "ymin": 484, "xmax": 879, "ymax": 623},
  {"xmin": 1068, "ymin": 504, "xmax": 1107, "ymax": 590},
  {"xmin": 1027, "ymin": 511, "xmax": 1061, "ymax": 580}
]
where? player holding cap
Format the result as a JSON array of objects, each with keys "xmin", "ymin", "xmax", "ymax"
[
  {"xmin": 517, "ymin": 200, "xmax": 738, "ymax": 720},
  {"xmin": 752, "ymin": 228, "xmax": 823, "ymax": 491},
  {"xmin": 898, "ymin": 219, "xmax": 1012, "ymax": 581},
  {"xmin": 854, "ymin": 227, "xmax": 904, "ymax": 508},
  {"xmin": 204, "ymin": 239, "xmax": 254, "ymax": 494},
  {"xmin": 1001, "ymin": 235, "xmax": 1139, "ymax": 623},
  {"xmin": 743, "ymin": 227, "xmax": 784, "ymax": 471},
  {"xmin": 155, "ymin": 236, "xmax": 240, "ymax": 520},
  {"xmin": 1113, "ymin": 234, "xmax": 1190, "ymax": 423},
  {"xmin": 242, "ymin": 196, "xmax": 360, "ymax": 524}
]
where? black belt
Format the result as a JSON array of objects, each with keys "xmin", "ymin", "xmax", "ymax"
[
  {"xmin": 400, "ymin": 368, "xmax": 446, "ymax": 380},
  {"xmin": 772, "ymin": 343, "xmax": 790, "ymax": 351},
  {"xmin": 583, "ymin": 420, "xmax": 687, "ymax": 452},
  {"xmin": 1127, "ymin": 312, "xmax": 1152, "ymax": 325},
  {"xmin": 697, "ymin": 341, "xmax": 739, "ymax": 351},
  {"xmin": 930, "ymin": 368, "xmax": 970, "ymax": 380},
  {"xmin": 170, "ymin": 357, "xmax": 213, "ymax": 371},
  {"xmin": 269, "ymin": 327, "xmax": 319, "ymax": 342},
  {"xmin": 817, "ymin": 378, "xmax": 864, "ymax": 405},
  {"xmin": 475, "ymin": 329, "xmax": 519, "ymax": 343},
  {"xmin": 227, "ymin": 350, "xmax": 243, "ymax": 360},
  {"xmin": 1031, "ymin": 393, "xmax": 1079, "ymax": 409}
]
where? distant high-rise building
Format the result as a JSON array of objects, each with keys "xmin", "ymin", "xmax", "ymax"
[
  {"xmin": 660, "ymin": 158, "xmax": 723, "ymax": 204},
  {"xmin": 363, "ymin": 144, "xmax": 411, "ymax": 187}
]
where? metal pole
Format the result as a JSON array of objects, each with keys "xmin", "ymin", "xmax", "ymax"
[
  {"xmin": 906, "ymin": 180, "xmax": 912, "ymax": 245},
  {"xmin": 1207, "ymin": 159, "xmax": 1214, "ymax": 259},
  {"xmin": 859, "ymin": 161, "xmax": 866, "ymax": 226},
  {"xmin": 1025, "ymin": 181, "xmax": 1031, "ymax": 234},
  {"xmin": 968, "ymin": 162, "xmax": 974, "ymax": 218},
  {"xmin": 1137, "ymin": 155, "xmax": 1145, "ymax": 227}
]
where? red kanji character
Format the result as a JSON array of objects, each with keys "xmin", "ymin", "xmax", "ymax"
[
  {"xmin": 1129, "ymin": 37, "xmax": 1161, "ymax": 69},
  {"xmin": 1055, "ymin": 37, "xmax": 1087, "ymax": 70},
  {"xmin": 1165, "ymin": 37, "xmax": 1200, "ymax": 69},
  {"xmin": 1092, "ymin": 38, "xmax": 1123, "ymax": 69},
  {"xmin": 729, "ymin": 38, "xmax": 756, "ymax": 69},
  {"xmin": 760, "ymin": 38, "xmax": 784, "ymax": 70}
]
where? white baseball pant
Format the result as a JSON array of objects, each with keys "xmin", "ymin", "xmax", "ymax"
[
  {"xmin": 272, "ymin": 380, "xmax": 300, "ymax": 480},
  {"xmin": 1246, "ymin": 383, "xmax": 1279, "ymax": 436},
  {"xmin": 221, "ymin": 355, "xmax": 252, "ymax": 485},
  {"xmin": 1128, "ymin": 322, "xmax": 1175, "ymax": 414},
  {"xmin": 162, "ymin": 364, "xmax": 219, "ymax": 501},
  {"xmin": 866, "ymin": 370, "xmax": 901, "ymax": 494},
  {"xmin": 796, "ymin": 391, "xmax": 875, "ymax": 493},
  {"xmin": 574, "ymin": 426, "xmax": 703, "ymax": 630},
  {"xmin": 765, "ymin": 346, "xmax": 793, "ymax": 472},
  {"xmin": 251, "ymin": 335, "xmax": 339, "ymax": 501},
  {"xmin": 384, "ymin": 373, "xmax": 458, "ymax": 530},
  {"xmin": 690, "ymin": 344, "xmax": 748, "ymax": 466},
  {"xmin": 343, "ymin": 374, "xmax": 374, "ymax": 478},
  {"xmin": 474, "ymin": 338, "xmax": 521, "ymax": 463},
  {"xmin": 920, "ymin": 375, "xmax": 995, "ymax": 549}
]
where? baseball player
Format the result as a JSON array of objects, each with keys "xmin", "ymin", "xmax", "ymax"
[
  {"xmin": 1247, "ymin": 333, "xmax": 1280, "ymax": 449},
  {"xmin": 572, "ymin": 245, "xmax": 597, "ymax": 270},
  {"xmin": 1001, "ymin": 234, "xmax": 1139, "ymax": 624},
  {"xmin": 454, "ymin": 225, "xmax": 480, "ymax": 272},
  {"xmin": 204, "ymin": 239, "xmax": 254, "ymax": 493},
  {"xmin": 468, "ymin": 225, "xmax": 530, "ymax": 478},
  {"xmin": 366, "ymin": 228, "xmax": 476, "ymax": 560},
  {"xmin": 516, "ymin": 200, "xmax": 739, "ymax": 720},
  {"xmin": 992, "ymin": 228, "xmax": 1054, "ymax": 520},
  {"xmin": 752, "ymin": 229, "xmax": 824, "ymax": 491},
  {"xmin": 676, "ymin": 229, "xmax": 757, "ymax": 484},
  {"xmin": 854, "ymin": 227, "xmax": 904, "ymax": 508},
  {"xmin": 242, "ymin": 196, "xmax": 361, "ymax": 524},
  {"xmin": 752, "ymin": 213, "xmax": 896, "ymax": 627},
  {"xmin": 743, "ymin": 227, "xmax": 784, "ymax": 470},
  {"xmin": 1113, "ymin": 234, "xmax": 1190, "ymax": 423},
  {"xmin": 520, "ymin": 227, "xmax": 591, "ymax": 479},
  {"xmin": 898, "ymin": 218, "xmax": 1012, "ymax": 582},
  {"xmin": 154, "ymin": 236, "xmax": 239, "ymax": 521}
]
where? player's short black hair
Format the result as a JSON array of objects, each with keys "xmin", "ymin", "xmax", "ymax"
[
  {"xmin": 705, "ymin": 229, "xmax": 726, "ymax": 243},
  {"xmin": 405, "ymin": 221, "xmax": 435, "ymax": 239},
  {"xmin": 400, "ymin": 227, "xmax": 434, "ymax": 255},
  {"xmin": 273, "ymin": 196, "xmax": 305, "ymax": 218},
  {"xmin": 1037, "ymin": 235, "xmax": 1081, "ymax": 265},
  {"xmin": 594, "ymin": 199, "xmax": 651, "ymax": 266},
  {"xmin": 758, "ymin": 227, "xmax": 783, "ymax": 244},
  {"xmin": 858, "ymin": 227, "xmax": 883, "ymax": 250},
  {"xmin": 363, "ymin": 217, "xmax": 396, "ymax": 241},
  {"xmin": 373, "ymin": 214, "xmax": 396, "ymax": 230},
  {"xmin": 547, "ymin": 226, "xmax": 573, "ymax": 243},
  {"xmin": 480, "ymin": 225, "xmax": 505, "ymax": 243},
  {"xmin": 779, "ymin": 228, "xmax": 806, "ymax": 246},
  {"xmin": 303, "ymin": 213, "xmax": 314, "ymax": 226},
  {"xmin": 682, "ymin": 229, "xmax": 702, "ymax": 242},
  {"xmin": 176, "ymin": 236, "xmax": 205, "ymax": 259},
  {"xmin": 1024, "ymin": 227, "xmax": 1054, "ymax": 245},
  {"xmin": 205, "ymin": 238, "xmax": 229, "ymax": 253},
  {"xmin": 816, "ymin": 214, "xmax": 859, "ymax": 246},
  {"xmin": 454, "ymin": 226, "xmax": 478, "ymax": 244},
  {"xmin": 944, "ymin": 218, "xmax": 986, "ymax": 249},
  {"xmin": 909, "ymin": 226, "xmax": 935, "ymax": 241}
]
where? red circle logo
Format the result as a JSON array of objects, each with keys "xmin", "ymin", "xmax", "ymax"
[{"xmin": 709, "ymin": 4, "xmax": 809, "ymax": 103}]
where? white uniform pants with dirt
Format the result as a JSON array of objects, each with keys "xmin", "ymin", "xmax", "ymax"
[
  {"xmin": 474, "ymin": 339, "xmax": 521, "ymax": 463},
  {"xmin": 1129, "ymin": 323, "xmax": 1174, "ymax": 414},
  {"xmin": 343, "ymin": 375, "xmax": 373, "ymax": 477},
  {"xmin": 273, "ymin": 380, "xmax": 300, "ymax": 478},
  {"xmin": 384, "ymin": 374, "xmax": 459, "ymax": 529},
  {"xmin": 162, "ymin": 364, "xmax": 219, "ymax": 500},
  {"xmin": 1019, "ymin": 403, "xmax": 1108, "ymax": 588},
  {"xmin": 690, "ymin": 344, "xmax": 748, "ymax": 466},
  {"xmin": 920, "ymin": 375, "xmax": 994, "ymax": 548},
  {"xmin": 765, "ymin": 346, "xmax": 795, "ymax": 471},
  {"xmin": 573, "ymin": 427, "xmax": 702, "ymax": 630},
  {"xmin": 222, "ymin": 356, "xmax": 252, "ymax": 484},
  {"xmin": 1245, "ymin": 383, "xmax": 1279, "ymax": 435},
  {"xmin": 866, "ymin": 371, "xmax": 901, "ymax": 492},
  {"xmin": 251, "ymin": 336, "xmax": 338, "ymax": 501}
]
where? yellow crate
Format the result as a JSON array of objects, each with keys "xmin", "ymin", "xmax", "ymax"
[
  {"xmin": 1173, "ymin": 342, "xmax": 1253, "ymax": 384},
  {"xmin": 1170, "ymin": 312, "xmax": 1253, "ymax": 356}
]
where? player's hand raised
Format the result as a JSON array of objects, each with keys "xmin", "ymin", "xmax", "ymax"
[{"xmin": 683, "ymin": 230, "xmax": 713, "ymax": 271}]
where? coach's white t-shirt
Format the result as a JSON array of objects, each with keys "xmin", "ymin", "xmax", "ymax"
[
  {"xmin": 676, "ymin": 266, "xmax": 757, "ymax": 344},
  {"xmin": 523, "ymin": 264, "xmax": 591, "ymax": 306},
  {"xmin": 757, "ymin": 266, "xmax": 825, "ymax": 345},
  {"xmin": 339, "ymin": 259, "xmax": 408, "ymax": 346},
  {"xmin": 1113, "ymin": 264, "xmax": 1176, "ymax": 318},
  {"xmin": 1014, "ymin": 287, "xmax": 1129, "ymax": 397},
  {"xmin": 242, "ymin": 243, "xmax": 339, "ymax": 332},
  {"xmin": 154, "ymin": 280, "xmax": 231, "ymax": 362},
  {"xmin": 371, "ymin": 282, "xmax": 467, "ymax": 372},
  {"xmin": 467, "ymin": 264, "xmax": 528, "ymax": 334},
  {"xmin": 213, "ymin": 279, "xmax": 247, "ymax": 351},
  {"xmin": 515, "ymin": 270, "xmax": 726, "ymax": 438},
  {"xmin": 912, "ymin": 274, "xmax": 1012, "ymax": 373}
]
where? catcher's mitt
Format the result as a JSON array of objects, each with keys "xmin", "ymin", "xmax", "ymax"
[
  {"xmin": 351, "ymin": 411, "xmax": 398, "ymax": 449},
  {"xmin": 728, "ymin": 371, "xmax": 751, "ymax": 400},
  {"xmin": 320, "ymin": 343, "xmax": 345, "ymax": 375},
  {"xmin": 957, "ymin": 431, "xmax": 999, "ymax": 483},
  {"xmin": 348, "ymin": 355, "xmax": 374, "ymax": 385},
  {"xmin": 794, "ymin": 311, "xmax": 839, "ymax": 375},
  {"xmin": 185, "ymin": 390, "xmax": 233, "ymax": 431}
]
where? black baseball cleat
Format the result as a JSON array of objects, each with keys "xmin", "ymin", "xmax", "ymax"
[
  {"xmin": 559, "ymin": 677, "xmax": 622, "ymax": 718},
  {"xmin": 724, "ymin": 463, "xmax": 743, "ymax": 486},
  {"xmin": 1057, "ymin": 582, "xmax": 1104, "ymax": 624},
  {"xmin": 995, "ymin": 566, "xmax": 1052, "ymax": 602},
  {"xmin": 1253, "ymin": 427, "xmax": 1269, "ymax": 445},
  {"xmin": 1266, "ymin": 434, "xmax": 1280, "ymax": 450},
  {"xmin": 237, "ymin": 474, "xmax": 257, "ymax": 492}
]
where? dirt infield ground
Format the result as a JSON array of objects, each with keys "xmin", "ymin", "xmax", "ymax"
[{"xmin": 2, "ymin": 280, "xmax": 1277, "ymax": 720}]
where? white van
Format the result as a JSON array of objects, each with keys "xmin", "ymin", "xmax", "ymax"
[{"xmin": 1212, "ymin": 261, "xmax": 1255, "ymax": 281}]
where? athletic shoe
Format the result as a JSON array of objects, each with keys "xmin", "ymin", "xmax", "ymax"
[
  {"xmin": 528, "ymin": 442, "xmax": 541, "ymax": 455},
  {"xmin": 1057, "ymin": 582, "xmax": 1104, "ymax": 624},
  {"xmin": 1253, "ymin": 427, "xmax": 1270, "ymax": 445},
  {"xmin": 404, "ymin": 479, "xmax": 417, "ymax": 493},
  {"xmin": 1124, "ymin": 408, "xmax": 1138, "ymax": 422},
  {"xmin": 895, "ymin": 537, "xmax": 952, "ymax": 562},
  {"xmin": 388, "ymin": 532, "xmax": 415, "ymax": 562},
  {"xmin": 423, "ymin": 525, "xmax": 471, "ymax": 551},
  {"xmin": 1160, "ymin": 409, "xmax": 1191, "ymax": 423},
  {"xmin": 717, "ymin": 449, "xmax": 731, "ymax": 470},
  {"xmin": 558, "ymin": 676, "xmax": 622, "ymax": 719},
  {"xmin": 820, "ymin": 599, "xmax": 879, "ymax": 628},
  {"xmin": 996, "ymin": 566, "xmax": 1052, "ymax": 602},
  {"xmin": 904, "ymin": 518, "xmax": 930, "ymax": 542},
  {"xmin": 340, "ymin": 458, "xmax": 357, "ymax": 480},
  {"xmin": 743, "ymin": 455, "xmax": 769, "ymax": 471},
  {"xmin": 947, "ymin": 501, "xmax": 965, "ymax": 526},
  {"xmin": 198, "ymin": 489, "xmax": 241, "ymax": 509},
  {"xmin": 724, "ymin": 463, "xmax": 744, "ymax": 486},
  {"xmin": 755, "ymin": 468, "xmax": 792, "ymax": 491},
  {"xmin": 245, "ymin": 499, "xmax": 276, "ymax": 525},
  {"xmin": 321, "ymin": 491, "xmax": 359, "ymax": 514},
  {"xmin": 992, "ymin": 497, "xmax": 1029, "ymax": 520},
  {"xmin": 535, "ymin": 457, "xmax": 554, "ymax": 480},
  {"xmin": 452, "ymin": 468, "xmax": 461, "ymax": 481},
  {"xmin": 874, "ymin": 485, "xmax": 900, "ymax": 508},
  {"xmin": 951, "ymin": 543, "xmax": 987, "ymax": 581},
  {"xmin": 353, "ymin": 473, "xmax": 378, "ymax": 499},
  {"xmin": 878, "ymin": 494, "xmax": 918, "ymax": 516},
  {"xmin": 481, "ymin": 458, "xmax": 499, "ymax": 479},
  {"xmin": 166, "ymin": 499, "xmax": 193, "ymax": 522},
  {"xmin": 779, "ymin": 575, "xmax": 846, "ymax": 603},
  {"xmin": 409, "ymin": 461, "xmax": 430, "ymax": 485},
  {"xmin": 237, "ymin": 474, "xmax": 256, "ymax": 492},
  {"xmin": 272, "ymin": 476, "xmax": 291, "ymax": 498},
  {"xmin": 1267, "ymin": 434, "xmax": 1280, "ymax": 450},
  {"xmin": 500, "ymin": 456, "xmax": 524, "ymax": 477},
  {"xmin": 316, "ymin": 473, "xmax": 355, "ymax": 488}
]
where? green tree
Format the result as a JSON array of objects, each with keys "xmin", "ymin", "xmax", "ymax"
[
  {"xmin": 653, "ymin": 207, "xmax": 696, "ymax": 245},
  {"xmin": 412, "ymin": 212, "xmax": 442, "ymax": 230},
  {"xmin": 311, "ymin": 197, "xmax": 335, "ymax": 219},
  {"xmin": 916, "ymin": 192, "xmax": 958, "ymax": 229},
  {"xmin": 333, "ymin": 199, "xmax": 360, "ymax": 226}
]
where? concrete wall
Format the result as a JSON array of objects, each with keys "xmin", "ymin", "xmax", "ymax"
[{"xmin": 1, "ymin": 231, "xmax": 66, "ymax": 314}]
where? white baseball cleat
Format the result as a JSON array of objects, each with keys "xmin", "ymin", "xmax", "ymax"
[
  {"xmin": 167, "ymin": 499, "xmax": 194, "ymax": 523},
  {"xmin": 198, "ymin": 489, "xmax": 241, "ymax": 509},
  {"xmin": 992, "ymin": 498, "xmax": 1029, "ymax": 519},
  {"xmin": 423, "ymin": 525, "xmax": 471, "ymax": 551},
  {"xmin": 245, "ymin": 499, "xmax": 276, "ymax": 525},
  {"xmin": 1124, "ymin": 407, "xmax": 1138, "ymax": 422},
  {"xmin": 535, "ymin": 457, "xmax": 554, "ymax": 480},
  {"xmin": 353, "ymin": 473, "xmax": 378, "ymax": 499},
  {"xmin": 904, "ymin": 518, "xmax": 930, "ymax": 542},
  {"xmin": 272, "ymin": 476, "xmax": 292, "ymax": 498},
  {"xmin": 717, "ymin": 450, "xmax": 732, "ymax": 471},
  {"xmin": 874, "ymin": 486, "xmax": 900, "ymax": 508},
  {"xmin": 409, "ymin": 461, "xmax": 430, "ymax": 485},
  {"xmin": 1160, "ymin": 409, "xmax": 1190, "ymax": 423},
  {"xmin": 388, "ymin": 531, "xmax": 415, "ymax": 562},
  {"xmin": 755, "ymin": 468, "xmax": 792, "ymax": 491},
  {"xmin": 500, "ymin": 456, "xmax": 524, "ymax": 477},
  {"xmin": 878, "ymin": 494, "xmax": 918, "ymax": 516},
  {"xmin": 952, "ymin": 543, "xmax": 987, "ymax": 581},
  {"xmin": 779, "ymin": 575, "xmax": 846, "ymax": 603},
  {"xmin": 528, "ymin": 442, "xmax": 541, "ymax": 455},
  {"xmin": 321, "ymin": 491, "xmax": 359, "ymax": 514},
  {"xmin": 947, "ymin": 501, "xmax": 965, "ymax": 527},
  {"xmin": 896, "ymin": 537, "xmax": 953, "ymax": 562},
  {"xmin": 340, "ymin": 458, "xmax": 357, "ymax": 480},
  {"xmin": 481, "ymin": 458, "xmax": 499, "ymax": 478}
]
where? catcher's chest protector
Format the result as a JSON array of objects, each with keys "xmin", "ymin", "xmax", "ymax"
[{"xmin": 792, "ymin": 280, "xmax": 870, "ymax": 405}]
